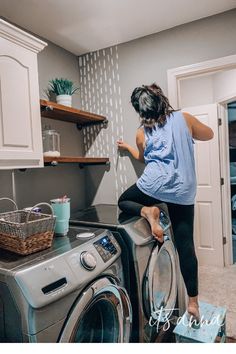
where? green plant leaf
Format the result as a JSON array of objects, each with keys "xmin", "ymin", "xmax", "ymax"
[{"xmin": 47, "ymin": 78, "xmax": 80, "ymax": 96}]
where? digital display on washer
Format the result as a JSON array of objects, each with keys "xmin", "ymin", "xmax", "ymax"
[{"xmin": 93, "ymin": 235, "xmax": 117, "ymax": 262}]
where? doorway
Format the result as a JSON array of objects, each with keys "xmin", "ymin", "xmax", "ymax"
[{"xmin": 168, "ymin": 54, "xmax": 236, "ymax": 267}]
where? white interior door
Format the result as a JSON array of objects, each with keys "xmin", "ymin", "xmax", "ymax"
[{"xmin": 183, "ymin": 104, "xmax": 224, "ymax": 266}]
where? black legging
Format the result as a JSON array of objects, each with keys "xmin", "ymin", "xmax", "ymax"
[{"xmin": 118, "ymin": 183, "xmax": 198, "ymax": 297}]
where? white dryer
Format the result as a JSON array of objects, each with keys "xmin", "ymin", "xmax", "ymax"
[
  {"xmin": 70, "ymin": 203, "xmax": 187, "ymax": 342},
  {"xmin": 0, "ymin": 227, "xmax": 132, "ymax": 343}
]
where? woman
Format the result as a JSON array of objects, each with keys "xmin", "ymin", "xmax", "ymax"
[{"xmin": 117, "ymin": 83, "xmax": 214, "ymax": 322}]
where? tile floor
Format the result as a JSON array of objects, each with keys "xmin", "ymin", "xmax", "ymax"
[{"xmin": 199, "ymin": 264, "xmax": 236, "ymax": 339}]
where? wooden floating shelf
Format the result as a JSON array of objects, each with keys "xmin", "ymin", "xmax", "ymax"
[
  {"xmin": 40, "ymin": 99, "xmax": 107, "ymax": 127},
  {"xmin": 44, "ymin": 156, "xmax": 110, "ymax": 167}
]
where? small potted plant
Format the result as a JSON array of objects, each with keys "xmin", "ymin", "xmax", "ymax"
[{"xmin": 46, "ymin": 78, "xmax": 79, "ymax": 107}]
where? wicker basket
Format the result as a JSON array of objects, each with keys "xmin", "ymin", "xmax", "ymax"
[{"xmin": 0, "ymin": 198, "xmax": 56, "ymax": 255}]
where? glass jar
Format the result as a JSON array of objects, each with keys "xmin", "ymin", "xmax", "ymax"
[{"xmin": 42, "ymin": 129, "xmax": 60, "ymax": 157}]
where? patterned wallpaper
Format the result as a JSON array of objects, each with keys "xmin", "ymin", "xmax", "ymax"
[{"xmin": 78, "ymin": 46, "xmax": 128, "ymax": 201}]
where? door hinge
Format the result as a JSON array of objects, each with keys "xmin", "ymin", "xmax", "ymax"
[
  {"xmin": 223, "ymin": 237, "xmax": 227, "ymax": 245},
  {"xmin": 218, "ymin": 118, "xmax": 222, "ymax": 126},
  {"xmin": 220, "ymin": 177, "xmax": 224, "ymax": 186}
]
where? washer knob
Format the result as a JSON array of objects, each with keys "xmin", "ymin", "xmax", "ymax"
[{"xmin": 80, "ymin": 251, "xmax": 97, "ymax": 271}]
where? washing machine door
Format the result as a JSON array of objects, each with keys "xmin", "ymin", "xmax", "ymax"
[
  {"xmin": 59, "ymin": 277, "xmax": 132, "ymax": 343},
  {"xmin": 143, "ymin": 237, "xmax": 177, "ymax": 323}
]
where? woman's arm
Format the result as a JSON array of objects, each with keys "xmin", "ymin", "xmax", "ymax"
[
  {"xmin": 117, "ymin": 128, "xmax": 145, "ymax": 162},
  {"xmin": 183, "ymin": 112, "xmax": 214, "ymax": 141}
]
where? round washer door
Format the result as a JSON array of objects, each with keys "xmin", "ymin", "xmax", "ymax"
[
  {"xmin": 143, "ymin": 239, "xmax": 177, "ymax": 323},
  {"xmin": 59, "ymin": 277, "xmax": 132, "ymax": 343}
]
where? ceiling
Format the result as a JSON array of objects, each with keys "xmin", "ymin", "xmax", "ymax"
[{"xmin": 0, "ymin": 0, "xmax": 235, "ymax": 55}]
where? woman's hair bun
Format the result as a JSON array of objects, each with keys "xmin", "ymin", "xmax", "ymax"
[{"xmin": 131, "ymin": 83, "xmax": 174, "ymax": 128}]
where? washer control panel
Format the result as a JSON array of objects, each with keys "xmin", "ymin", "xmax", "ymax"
[
  {"xmin": 93, "ymin": 234, "xmax": 118, "ymax": 262},
  {"xmin": 14, "ymin": 229, "xmax": 121, "ymax": 308}
]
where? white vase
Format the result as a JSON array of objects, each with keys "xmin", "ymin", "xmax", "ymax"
[{"xmin": 56, "ymin": 94, "xmax": 72, "ymax": 107}]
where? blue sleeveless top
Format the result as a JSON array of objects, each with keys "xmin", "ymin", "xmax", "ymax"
[{"xmin": 136, "ymin": 111, "xmax": 196, "ymax": 205}]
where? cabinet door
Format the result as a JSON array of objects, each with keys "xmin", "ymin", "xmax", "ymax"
[{"xmin": 0, "ymin": 37, "xmax": 43, "ymax": 169}]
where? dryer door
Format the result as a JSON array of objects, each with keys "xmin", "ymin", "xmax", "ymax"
[
  {"xmin": 143, "ymin": 238, "xmax": 177, "ymax": 323},
  {"xmin": 58, "ymin": 277, "xmax": 132, "ymax": 343}
]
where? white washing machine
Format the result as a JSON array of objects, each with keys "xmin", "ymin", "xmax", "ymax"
[
  {"xmin": 70, "ymin": 203, "xmax": 187, "ymax": 343},
  {"xmin": 0, "ymin": 227, "xmax": 132, "ymax": 343}
]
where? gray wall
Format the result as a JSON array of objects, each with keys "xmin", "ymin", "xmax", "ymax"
[
  {"xmin": 79, "ymin": 9, "xmax": 236, "ymax": 206},
  {"xmin": 0, "ymin": 38, "xmax": 86, "ymax": 213}
]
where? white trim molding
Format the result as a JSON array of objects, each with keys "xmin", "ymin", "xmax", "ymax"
[
  {"xmin": 0, "ymin": 19, "xmax": 47, "ymax": 53},
  {"xmin": 167, "ymin": 54, "xmax": 236, "ymax": 108}
]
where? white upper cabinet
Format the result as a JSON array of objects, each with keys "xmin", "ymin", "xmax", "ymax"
[{"xmin": 0, "ymin": 19, "xmax": 47, "ymax": 169}]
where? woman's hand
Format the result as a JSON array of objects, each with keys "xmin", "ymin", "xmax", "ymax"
[
  {"xmin": 117, "ymin": 139, "xmax": 130, "ymax": 151},
  {"xmin": 117, "ymin": 137, "xmax": 144, "ymax": 162}
]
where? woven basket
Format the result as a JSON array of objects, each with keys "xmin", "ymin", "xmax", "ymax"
[{"xmin": 0, "ymin": 198, "xmax": 56, "ymax": 255}]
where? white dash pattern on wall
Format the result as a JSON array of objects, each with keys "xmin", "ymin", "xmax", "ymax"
[{"xmin": 78, "ymin": 45, "xmax": 128, "ymax": 201}]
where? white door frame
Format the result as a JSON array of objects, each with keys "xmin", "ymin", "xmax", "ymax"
[{"xmin": 167, "ymin": 54, "xmax": 236, "ymax": 267}]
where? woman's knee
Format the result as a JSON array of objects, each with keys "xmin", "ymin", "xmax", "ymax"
[
  {"xmin": 118, "ymin": 185, "xmax": 136, "ymax": 205},
  {"xmin": 118, "ymin": 191, "xmax": 126, "ymax": 205},
  {"xmin": 118, "ymin": 192, "xmax": 127, "ymax": 210},
  {"xmin": 118, "ymin": 198, "xmax": 123, "ymax": 210}
]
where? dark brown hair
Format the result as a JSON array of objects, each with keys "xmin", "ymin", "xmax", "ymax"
[{"xmin": 131, "ymin": 83, "xmax": 175, "ymax": 128}]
